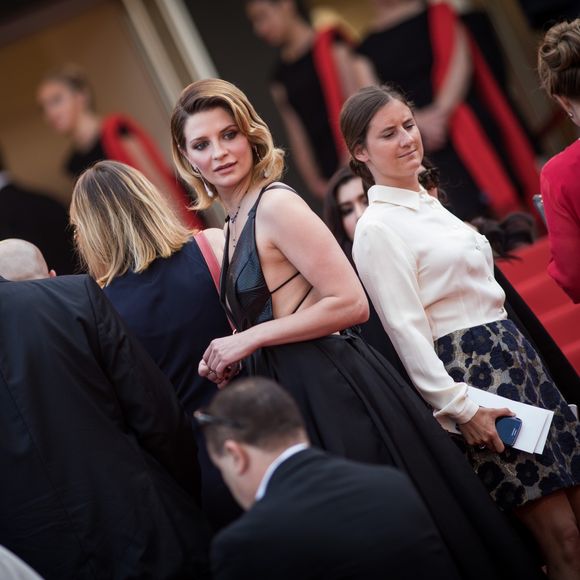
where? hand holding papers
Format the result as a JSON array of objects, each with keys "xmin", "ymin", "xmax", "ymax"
[{"xmin": 441, "ymin": 387, "xmax": 554, "ymax": 454}]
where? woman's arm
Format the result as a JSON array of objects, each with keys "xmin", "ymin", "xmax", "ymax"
[
  {"xmin": 542, "ymin": 169, "xmax": 580, "ymax": 303},
  {"xmin": 201, "ymin": 188, "xmax": 368, "ymax": 373},
  {"xmin": 353, "ymin": 219, "xmax": 511, "ymax": 451},
  {"xmin": 201, "ymin": 227, "xmax": 225, "ymax": 266},
  {"xmin": 416, "ymin": 22, "xmax": 472, "ymax": 151},
  {"xmin": 270, "ymin": 84, "xmax": 328, "ymax": 199}
]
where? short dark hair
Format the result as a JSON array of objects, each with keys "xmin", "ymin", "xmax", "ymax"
[{"xmin": 198, "ymin": 377, "xmax": 306, "ymax": 455}]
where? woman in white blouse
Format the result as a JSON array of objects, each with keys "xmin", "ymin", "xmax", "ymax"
[{"xmin": 341, "ymin": 84, "xmax": 580, "ymax": 580}]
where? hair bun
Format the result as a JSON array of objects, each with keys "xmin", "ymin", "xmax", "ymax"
[{"xmin": 538, "ymin": 19, "xmax": 580, "ymax": 98}]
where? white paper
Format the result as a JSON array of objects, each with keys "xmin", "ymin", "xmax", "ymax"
[{"xmin": 440, "ymin": 387, "xmax": 554, "ymax": 455}]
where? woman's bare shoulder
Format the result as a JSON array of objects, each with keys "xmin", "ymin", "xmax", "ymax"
[{"xmin": 198, "ymin": 227, "xmax": 225, "ymax": 262}]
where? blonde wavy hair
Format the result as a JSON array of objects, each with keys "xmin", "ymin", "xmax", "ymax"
[
  {"xmin": 171, "ymin": 78, "xmax": 285, "ymax": 210},
  {"xmin": 70, "ymin": 160, "xmax": 191, "ymax": 287}
]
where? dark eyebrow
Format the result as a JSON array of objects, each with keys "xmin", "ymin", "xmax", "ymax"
[{"xmin": 188, "ymin": 124, "xmax": 238, "ymax": 146}]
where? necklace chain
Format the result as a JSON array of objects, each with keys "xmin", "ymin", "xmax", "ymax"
[{"xmin": 229, "ymin": 202, "xmax": 243, "ymax": 248}]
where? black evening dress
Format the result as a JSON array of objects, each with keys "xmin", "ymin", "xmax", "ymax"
[
  {"xmin": 219, "ymin": 184, "xmax": 544, "ymax": 580},
  {"xmin": 272, "ymin": 50, "xmax": 339, "ymax": 181}
]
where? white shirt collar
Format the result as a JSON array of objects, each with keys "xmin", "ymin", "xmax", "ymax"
[
  {"xmin": 0, "ymin": 171, "xmax": 11, "ymax": 191},
  {"xmin": 367, "ymin": 184, "xmax": 427, "ymax": 210},
  {"xmin": 255, "ymin": 443, "xmax": 308, "ymax": 501}
]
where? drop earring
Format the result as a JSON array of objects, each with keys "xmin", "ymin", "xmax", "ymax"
[{"xmin": 192, "ymin": 164, "xmax": 214, "ymax": 198}]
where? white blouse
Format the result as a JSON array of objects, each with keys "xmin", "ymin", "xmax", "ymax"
[{"xmin": 353, "ymin": 185, "xmax": 507, "ymax": 426}]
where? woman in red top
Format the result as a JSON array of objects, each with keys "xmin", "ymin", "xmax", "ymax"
[{"xmin": 538, "ymin": 19, "xmax": 580, "ymax": 303}]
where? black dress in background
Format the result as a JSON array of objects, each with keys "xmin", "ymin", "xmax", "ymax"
[
  {"xmin": 103, "ymin": 239, "xmax": 242, "ymax": 531},
  {"xmin": 357, "ymin": 10, "xmax": 524, "ymax": 220},
  {"xmin": 219, "ymin": 184, "xmax": 544, "ymax": 580},
  {"xmin": 272, "ymin": 49, "xmax": 339, "ymax": 180}
]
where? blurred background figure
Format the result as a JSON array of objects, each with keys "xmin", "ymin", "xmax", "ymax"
[
  {"xmin": 245, "ymin": 0, "xmax": 362, "ymax": 200},
  {"xmin": 70, "ymin": 160, "xmax": 240, "ymax": 532},
  {"xmin": 0, "ymin": 146, "xmax": 74, "ymax": 274},
  {"xmin": 356, "ymin": 0, "xmax": 540, "ymax": 222},
  {"xmin": 37, "ymin": 63, "xmax": 203, "ymax": 230},
  {"xmin": 323, "ymin": 165, "xmax": 410, "ymax": 380},
  {"xmin": 538, "ymin": 18, "xmax": 580, "ymax": 304}
]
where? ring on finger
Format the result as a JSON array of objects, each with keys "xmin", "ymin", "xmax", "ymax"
[{"xmin": 478, "ymin": 444, "xmax": 487, "ymax": 451}]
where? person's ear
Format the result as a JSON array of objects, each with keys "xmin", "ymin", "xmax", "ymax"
[
  {"xmin": 353, "ymin": 143, "xmax": 369, "ymax": 164},
  {"xmin": 49, "ymin": 269, "xmax": 57, "ymax": 278},
  {"xmin": 223, "ymin": 439, "xmax": 250, "ymax": 475}
]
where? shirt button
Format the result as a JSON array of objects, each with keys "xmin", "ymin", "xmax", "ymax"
[
  {"xmin": 475, "ymin": 244, "xmax": 480, "ymax": 250},
  {"xmin": 499, "ymin": 307, "xmax": 505, "ymax": 314},
  {"xmin": 488, "ymin": 276, "xmax": 493, "ymax": 282}
]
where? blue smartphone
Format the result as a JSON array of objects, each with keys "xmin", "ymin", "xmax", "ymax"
[{"xmin": 496, "ymin": 416, "xmax": 522, "ymax": 446}]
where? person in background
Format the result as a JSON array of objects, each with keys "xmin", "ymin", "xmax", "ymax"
[
  {"xmin": 70, "ymin": 160, "xmax": 239, "ymax": 531},
  {"xmin": 37, "ymin": 63, "xmax": 203, "ymax": 229},
  {"xmin": 199, "ymin": 377, "xmax": 461, "ymax": 580},
  {"xmin": 323, "ymin": 166, "xmax": 409, "ymax": 380},
  {"xmin": 245, "ymin": 0, "xmax": 361, "ymax": 199},
  {"xmin": 171, "ymin": 77, "xmax": 545, "ymax": 580},
  {"xmin": 0, "ymin": 147, "xmax": 74, "ymax": 274},
  {"xmin": 0, "ymin": 240, "xmax": 211, "ymax": 580},
  {"xmin": 344, "ymin": 83, "xmax": 580, "ymax": 580},
  {"xmin": 356, "ymin": 0, "xmax": 539, "ymax": 221},
  {"xmin": 537, "ymin": 18, "xmax": 580, "ymax": 304}
]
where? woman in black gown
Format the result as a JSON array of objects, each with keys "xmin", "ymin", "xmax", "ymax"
[{"xmin": 170, "ymin": 78, "xmax": 544, "ymax": 580}]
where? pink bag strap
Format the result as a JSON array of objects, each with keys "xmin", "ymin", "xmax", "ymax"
[{"xmin": 195, "ymin": 231, "xmax": 220, "ymax": 293}]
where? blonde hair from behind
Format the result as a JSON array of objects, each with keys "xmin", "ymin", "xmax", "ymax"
[
  {"xmin": 70, "ymin": 160, "xmax": 192, "ymax": 287},
  {"xmin": 538, "ymin": 18, "xmax": 580, "ymax": 100},
  {"xmin": 171, "ymin": 78, "xmax": 285, "ymax": 210}
]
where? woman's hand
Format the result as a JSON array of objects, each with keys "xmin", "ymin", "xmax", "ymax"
[
  {"xmin": 199, "ymin": 332, "xmax": 256, "ymax": 386},
  {"xmin": 415, "ymin": 105, "xmax": 449, "ymax": 152},
  {"xmin": 199, "ymin": 358, "xmax": 240, "ymax": 389},
  {"xmin": 458, "ymin": 407, "xmax": 515, "ymax": 453}
]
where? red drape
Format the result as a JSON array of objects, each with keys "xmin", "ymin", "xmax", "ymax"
[
  {"xmin": 312, "ymin": 27, "xmax": 350, "ymax": 161},
  {"xmin": 429, "ymin": 3, "xmax": 539, "ymax": 220},
  {"xmin": 101, "ymin": 114, "xmax": 204, "ymax": 230}
]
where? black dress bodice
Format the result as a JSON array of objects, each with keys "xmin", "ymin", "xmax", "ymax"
[
  {"xmin": 357, "ymin": 10, "xmax": 434, "ymax": 107},
  {"xmin": 220, "ymin": 184, "xmax": 299, "ymax": 331},
  {"xmin": 272, "ymin": 49, "xmax": 339, "ymax": 179}
]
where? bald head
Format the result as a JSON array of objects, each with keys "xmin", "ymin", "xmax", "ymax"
[{"xmin": 0, "ymin": 239, "xmax": 52, "ymax": 281}]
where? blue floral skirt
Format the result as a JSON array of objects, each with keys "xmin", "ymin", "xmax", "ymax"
[{"xmin": 435, "ymin": 318, "xmax": 580, "ymax": 511}]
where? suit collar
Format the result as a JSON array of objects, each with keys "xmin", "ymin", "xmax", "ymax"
[
  {"xmin": 261, "ymin": 447, "xmax": 323, "ymax": 498},
  {"xmin": 367, "ymin": 184, "xmax": 426, "ymax": 210}
]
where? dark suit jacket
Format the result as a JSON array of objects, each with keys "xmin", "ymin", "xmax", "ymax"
[
  {"xmin": 0, "ymin": 275, "xmax": 211, "ymax": 579},
  {"xmin": 212, "ymin": 448, "xmax": 461, "ymax": 580},
  {"xmin": 0, "ymin": 182, "xmax": 75, "ymax": 274}
]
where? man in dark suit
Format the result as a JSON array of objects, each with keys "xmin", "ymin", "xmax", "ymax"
[
  {"xmin": 0, "ymin": 148, "xmax": 75, "ymax": 274},
  {"xmin": 197, "ymin": 377, "xmax": 461, "ymax": 580},
  {"xmin": 0, "ymin": 240, "xmax": 211, "ymax": 579}
]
